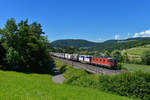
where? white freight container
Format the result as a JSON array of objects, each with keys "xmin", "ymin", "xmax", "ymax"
[
  {"xmin": 84, "ymin": 56, "xmax": 91, "ymax": 63},
  {"xmin": 78, "ymin": 55, "xmax": 84, "ymax": 62},
  {"xmin": 65, "ymin": 53, "xmax": 71, "ymax": 59}
]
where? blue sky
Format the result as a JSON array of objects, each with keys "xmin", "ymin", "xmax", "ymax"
[{"xmin": 0, "ymin": 0, "xmax": 150, "ymax": 42}]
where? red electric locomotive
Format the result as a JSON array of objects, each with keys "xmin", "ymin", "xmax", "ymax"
[{"xmin": 91, "ymin": 56, "xmax": 117, "ymax": 68}]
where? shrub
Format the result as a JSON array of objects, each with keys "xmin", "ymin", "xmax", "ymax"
[
  {"xmin": 111, "ymin": 50, "xmax": 123, "ymax": 62},
  {"xmin": 141, "ymin": 50, "xmax": 150, "ymax": 65},
  {"xmin": 99, "ymin": 71, "xmax": 150, "ymax": 100},
  {"xmin": 116, "ymin": 63, "xmax": 122, "ymax": 70},
  {"xmin": 66, "ymin": 75, "xmax": 99, "ymax": 89}
]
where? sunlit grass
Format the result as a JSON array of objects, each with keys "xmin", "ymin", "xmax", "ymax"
[
  {"xmin": 123, "ymin": 63, "xmax": 150, "ymax": 73},
  {"xmin": 0, "ymin": 70, "xmax": 136, "ymax": 100}
]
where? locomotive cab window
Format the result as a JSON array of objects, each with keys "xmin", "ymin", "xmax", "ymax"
[{"xmin": 108, "ymin": 59, "xmax": 113, "ymax": 62}]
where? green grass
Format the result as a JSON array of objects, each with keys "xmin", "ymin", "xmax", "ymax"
[
  {"xmin": 0, "ymin": 70, "xmax": 136, "ymax": 100},
  {"xmin": 123, "ymin": 44, "xmax": 150, "ymax": 56},
  {"xmin": 54, "ymin": 60, "xmax": 95, "ymax": 79},
  {"xmin": 123, "ymin": 63, "xmax": 150, "ymax": 73},
  {"xmin": 125, "ymin": 48, "xmax": 148, "ymax": 56}
]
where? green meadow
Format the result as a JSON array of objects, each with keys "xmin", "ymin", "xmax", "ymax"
[
  {"xmin": 123, "ymin": 44, "xmax": 150, "ymax": 56},
  {"xmin": 123, "ymin": 63, "xmax": 150, "ymax": 73},
  {"xmin": 0, "ymin": 70, "xmax": 136, "ymax": 100}
]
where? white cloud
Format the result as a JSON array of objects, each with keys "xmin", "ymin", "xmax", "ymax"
[
  {"xmin": 133, "ymin": 33, "xmax": 140, "ymax": 38},
  {"xmin": 115, "ymin": 34, "xmax": 120, "ymax": 40},
  {"xmin": 133, "ymin": 29, "xmax": 150, "ymax": 38}
]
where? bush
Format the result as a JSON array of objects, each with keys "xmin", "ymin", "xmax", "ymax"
[
  {"xmin": 111, "ymin": 50, "xmax": 123, "ymax": 62},
  {"xmin": 116, "ymin": 63, "xmax": 122, "ymax": 70},
  {"xmin": 99, "ymin": 71, "xmax": 150, "ymax": 100},
  {"xmin": 66, "ymin": 75, "xmax": 99, "ymax": 88},
  {"xmin": 141, "ymin": 50, "xmax": 150, "ymax": 65}
]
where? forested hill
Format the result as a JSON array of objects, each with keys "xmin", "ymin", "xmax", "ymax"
[
  {"xmin": 51, "ymin": 37, "xmax": 150, "ymax": 52},
  {"xmin": 88, "ymin": 38, "xmax": 150, "ymax": 52},
  {"xmin": 51, "ymin": 39, "xmax": 99, "ymax": 48}
]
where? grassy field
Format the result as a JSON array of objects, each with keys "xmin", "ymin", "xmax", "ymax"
[
  {"xmin": 0, "ymin": 70, "xmax": 136, "ymax": 100},
  {"xmin": 124, "ymin": 48, "xmax": 149, "ymax": 56},
  {"xmin": 123, "ymin": 44, "xmax": 150, "ymax": 56},
  {"xmin": 123, "ymin": 63, "xmax": 150, "ymax": 73}
]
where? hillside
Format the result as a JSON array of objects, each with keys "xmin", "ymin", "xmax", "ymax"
[
  {"xmin": 123, "ymin": 44, "xmax": 150, "ymax": 56},
  {"xmin": 0, "ymin": 70, "xmax": 134, "ymax": 100},
  {"xmin": 51, "ymin": 37, "xmax": 150, "ymax": 52},
  {"xmin": 88, "ymin": 39, "xmax": 150, "ymax": 52},
  {"xmin": 51, "ymin": 39, "xmax": 99, "ymax": 48}
]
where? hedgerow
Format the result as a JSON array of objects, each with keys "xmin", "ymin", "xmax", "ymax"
[{"xmin": 99, "ymin": 71, "xmax": 150, "ymax": 100}]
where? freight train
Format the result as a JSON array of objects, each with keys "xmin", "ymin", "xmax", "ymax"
[{"xmin": 51, "ymin": 52, "xmax": 117, "ymax": 69}]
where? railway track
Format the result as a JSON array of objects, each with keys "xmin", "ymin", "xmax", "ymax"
[{"xmin": 54, "ymin": 57, "xmax": 125, "ymax": 75}]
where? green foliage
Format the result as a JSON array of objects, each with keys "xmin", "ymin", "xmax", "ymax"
[
  {"xmin": 0, "ymin": 70, "xmax": 133, "ymax": 100},
  {"xmin": 4, "ymin": 18, "xmax": 17, "ymax": 34},
  {"xmin": 116, "ymin": 63, "xmax": 122, "ymax": 70},
  {"xmin": 111, "ymin": 50, "xmax": 123, "ymax": 62},
  {"xmin": 103, "ymin": 50, "xmax": 110, "ymax": 56},
  {"xmin": 0, "ymin": 18, "xmax": 54, "ymax": 73},
  {"xmin": 5, "ymin": 47, "xmax": 22, "ymax": 70},
  {"xmin": 99, "ymin": 71, "xmax": 150, "ymax": 100},
  {"xmin": 141, "ymin": 50, "xmax": 150, "ymax": 65},
  {"xmin": 122, "ymin": 52, "xmax": 129, "ymax": 63}
]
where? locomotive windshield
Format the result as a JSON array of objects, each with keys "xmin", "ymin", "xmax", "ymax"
[
  {"xmin": 108, "ymin": 58, "xmax": 116, "ymax": 63},
  {"xmin": 108, "ymin": 58, "xmax": 113, "ymax": 62}
]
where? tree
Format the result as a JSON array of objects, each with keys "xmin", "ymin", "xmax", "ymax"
[
  {"xmin": 30, "ymin": 22, "xmax": 44, "ymax": 37},
  {"xmin": 141, "ymin": 50, "xmax": 150, "ymax": 65},
  {"xmin": 0, "ymin": 18, "xmax": 54, "ymax": 74},
  {"xmin": 4, "ymin": 18, "xmax": 17, "ymax": 34},
  {"xmin": 122, "ymin": 52, "xmax": 129, "ymax": 63},
  {"xmin": 111, "ymin": 50, "xmax": 123, "ymax": 62},
  {"xmin": 103, "ymin": 50, "xmax": 110, "ymax": 56}
]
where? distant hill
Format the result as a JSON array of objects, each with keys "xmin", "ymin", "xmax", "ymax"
[
  {"xmin": 88, "ymin": 37, "xmax": 150, "ymax": 52},
  {"xmin": 51, "ymin": 39, "xmax": 99, "ymax": 48},
  {"xmin": 51, "ymin": 37, "xmax": 150, "ymax": 52}
]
